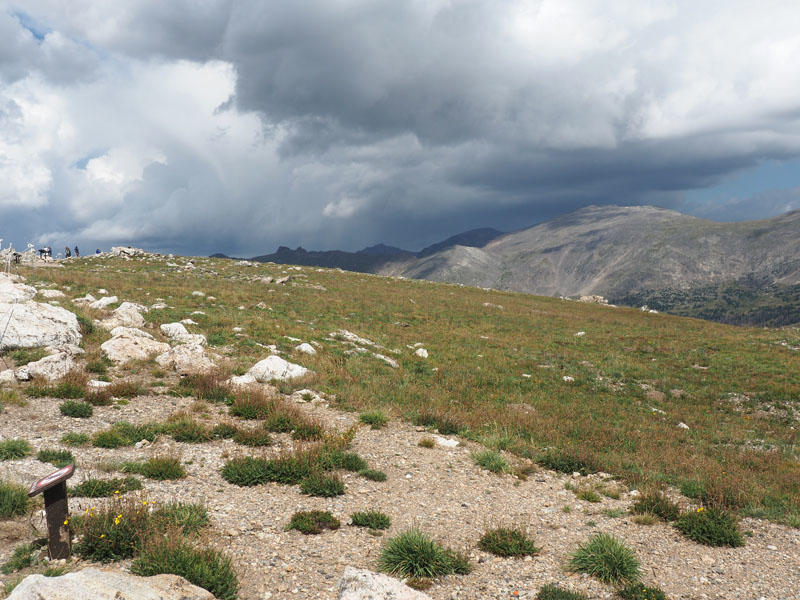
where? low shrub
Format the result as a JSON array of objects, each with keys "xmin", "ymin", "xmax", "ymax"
[
  {"xmin": 7, "ymin": 347, "xmax": 48, "ymax": 365},
  {"xmin": 59, "ymin": 400, "xmax": 93, "ymax": 418},
  {"xmin": 350, "ymin": 511, "xmax": 391, "ymax": 530},
  {"xmin": 675, "ymin": 507, "xmax": 744, "ymax": 547},
  {"xmin": 300, "ymin": 472, "xmax": 345, "ymax": 497},
  {"xmin": 171, "ymin": 372, "xmax": 234, "ymax": 404},
  {"xmin": 617, "ymin": 582, "xmax": 668, "ymax": 600},
  {"xmin": 568, "ymin": 533, "xmax": 640, "ymax": 585},
  {"xmin": 631, "ymin": 491, "xmax": 680, "ymax": 522},
  {"xmin": 166, "ymin": 416, "xmax": 212, "ymax": 443},
  {"xmin": 28, "ymin": 374, "xmax": 87, "ymax": 399},
  {"xmin": 287, "ymin": 510, "xmax": 340, "ymax": 535},
  {"xmin": 36, "ymin": 448, "xmax": 75, "ymax": 468},
  {"xmin": 0, "ymin": 481, "xmax": 29, "ymax": 518},
  {"xmin": 229, "ymin": 390, "xmax": 275, "ymax": 419},
  {"xmin": 0, "ymin": 389, "xmax": 25, "ymax": 409},
  {"xmin": 359, "ymin": 411, "xmax": 388, "ymax": 429},
  {"xmin": 318, "ymin": 448, "xmax": 368, "ymax": 472},
  {"xmin": 61, "ymin": 432, "xmax": 90, "ymax": 446},
  {"xmin": 418, "ymin": 437, "xmax": 436, "ymax": 449},
  {"xmin": 292, "ymin": 421, "xmax": 325, "ymax": 441},
  {"xmin": 131, "ymin": 535, "xmax": 238, "ymax": 600},
  {"xmin": 73, "ymin": 498, "xmax": 153, "ymax": 562},
  {"xmin": 537, "ymin": 450, "xmax": 597, "ymax": 475},
  {"xmin": 0, "ymin": 439, "xmax": 31, "ymax": 461},
  {"xmin": 84, "ymin": 390, "xmax": 114, "ymax": 406},
  {"xmin": 378, "ymin": 529, "xmax": 471, "ymax": 578},
  {"xmin": 122, "ymin": 457, "xmax": 186, "ymax": 480},
  {"xmin": 536, "ymin": 585, "xmax": 588, "ymax": 600},
  {"xmin": 478, "ymin": 527, "xmax": 539, "ymax": 557},
  {"xmin": 233, "ymin": 429, "xmax": 273, "ymax": 447},
  {"xmin": 70, "ymin": 476, "xmax": 142, "ymax": 498},
  {"xmin": 92, "ymin": 421, "xmax": 167, "ymax": 448},
  {"xmin": 472, "ymin": 450, "xmax": 508, "ymax": 474},
  {"xmin": 359, "ymin": 468, "xmax": 387, "ymax": 482},
  {"xmin": 220, "ymin": 457, "xmax": 273, "ymax": 487},
  {"xmin": 106, "ymin": 381, "xmax": 143, "ymax": 398},
  {"xmin": 576, "ymin": 489, "xmax": 602, "ymax": 503}
]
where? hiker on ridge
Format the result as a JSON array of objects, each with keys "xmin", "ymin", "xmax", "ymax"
[
  {"xmin": 64, "ymin": 247, "xmax": 71, "ymax": 258},
  {"xmin": 74, "ymin": 246, "xmax": 80, "ymax": 257}
]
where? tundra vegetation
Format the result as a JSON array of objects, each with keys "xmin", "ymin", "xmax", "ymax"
[{"xmin": 0, "ymin": 253, "xmax": 797, "ymax": 598}]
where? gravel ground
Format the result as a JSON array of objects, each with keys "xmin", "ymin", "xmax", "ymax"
[{"xmin": 1, "ymin": 390, "xmax": 799, "ymax": 600}]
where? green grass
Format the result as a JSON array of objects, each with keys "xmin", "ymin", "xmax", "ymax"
[
  {"xmin": 537, "ymin": 450, "xmax": 597, "ymax": 475},
  {"xmin": 378, "ymin": 529, "xmax": 471, "ymax": 578},
  {"xmin": 33, "ymin": 252, "xmax": 800, "ymax": 526},
  {"xmin": 359, "ymin": 410, "xmax": 389, "ymax": 429},
  {"xmin": 536, "ymin": 585, "xmax": 588, "ymax": 600},
  {"xmin": 631, "ymin": 491, "xmax": 680, "ymax": 522},
  {"xmin": 212, "ymin": 423, "xmax": 239, "ymax": 439},
  {"xmin": 350, "ymin": 511, "xmax": 391, "ymax": 530},
  {"xmin": 36, "ymin": 448, "xmax": 75, "ymax": 468},
  {"xmin": 287, "ymin": 510, "xmax": 340, "ymax": 534},
  {"xmin": 1, "ymin": 541, "xmax": 44, "ymax": 574},
  {"xmin": 69, "ymin": 476, "xmax": 142, "ymax": 497},
  {"xmin": 0, "ymin": 439, "xmax": 31, "ymax": 461},
  {"xmin": 617, "ymin": 582, "xmax": 668, "ymax": 600},
  {"xmin": 359, "ymin": 468, "xmax": 387, "ymax": 482},
  {"xmin": 0, "ymin": 481, "xmax": 29, "ymax": 518},
  {"xmin": 568, "ymin": 533, "xmax": 640, "ymax": 585},
  {"xmin": 121, "ymin": 457, "xmax": 186, "ymax": 480},
  {"xmin": 61, "ymin": 432, "xmax": 90, "ymax": 446},
  {"xmin": 6, "ymin": 347, "xmax": 48, "ymax": 365},
  {"xmin": 131, "ymin": 536, "xmax": 238, "ymax": 600},
  {"xmin": 152, "ymin": 502, "xmax": 209, "ymax": 535},
  {"xmin": 300, "ymin": 472, "xmax": 345, "ymax": 497},
  {"xmin": 28, "ymin": 381, "xmax": 86, "ymax": 399},
  {"xmin": 0, "ymin": 389, "xmax": 25, "ymax": 409},
  {"xmin": 233, "ymin": 428, "xmax": 273, "ymax": 447},
  {"xmin": 59, "ymin": 400, "xmax": 93, "ymax": 418},
  {"xmin": 92, "ymin": 421, "xmax": 168, "ymax": 448},
  {"xmin": 165, "ymin": 416, "xmax": 212, "ymax": 443},
  {"xmin": 472, "ymin": 450, "xmax": 509, "ymax": 474},
  {"xmin": 675, "ymin": 507, "xmax": 744, "ymax": 547},
  {"xmin": 478, "ymin": 527, "xmax": 539, "ymax": 557},
  {"xmin": 576, "ymin": 489, "xmax": 602, "ymax": 503}
]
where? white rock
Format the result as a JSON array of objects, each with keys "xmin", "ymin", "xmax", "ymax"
[
  {"xmin": 110, "ymin": 246, "xmax": 148, "ymax": 257},
  {"xmin": 434, "ymin": 435, "xmax": 459, "ymax": 448},
  {"xmin": 150, "ymin": 302, "xmax": 168, "ymax": 310},
  {"xmin": 191, "ymin": 311, "xmax": 205, "ymax": 315},
  {"xmin": 232, "ymin": 327, "xmax": 243, "ymax": 333},
  {"xmin": 109, "ymin": 327, "xmax": 153, "ymax": 340},
  {"xmin": 295, "ymin": 342, "xmax": 317, "ymax": 355},
  {"xmin": 19, "ymin": 352, "xmax": 76, "ymax": 381},
  {"xmin": 156, "ymin": 343, "xmax": 215, "ymax": 374},
  {"xmin": 373, "ymin": 353, "xmax": 399, "ymax": 368},
  {"xmin": 38, "ymin": 289, "xmax": 65, "ymax": 298},
  {"xmin": 0, "ymin": 369, "xmax": 17, "ymax": 385},
  {"xmin": 563, "ymin": 375, "xmax": 575, "ymax": 382},
  {"xmin": 191, "ymin": 291, "xmax": 205, "ymax": 297},
  {"xmin": 247, "ymin": 355, "xmax": 309, "ymax": 382},
  {"xmin": 229, "ymin": 374, "xmax": 257, "ymax": 386},
  {"xmin": 99, "ymin": 302, "xmax": 147, "ymax": 330},
  {"xmin": 101, "ymin": 333, "xmax": 170, "ymax": 364},
  {"xmin": 414, "ymin": 347, "xmax": 428, "ymax": 358},
  {"xmin": 330, "ymin": 329, "xmax": 381, "ymax": 348},
  {"xmin": 181, "ymin": 318, "xmax": 198, "ymax": 325},
  {"xmin": 160, "ymin": 322, "xmax": 188, "ymax": 339},
  {"xmin": 0, "ymin": 274, "xmax": 36, "ymax": 302},
  {"xmin": 89, "ymin": 296, "xmax": 118, "ymax": 309},
  {"xmin": 677, "ymin": 421, "xmax": 690, "ymax": 430},
  {"xmin": 72, "ymin": 293, "xmax": 97, "ymax": 305},
  {"xmin": 7, "ymin": 567, "xmax": 213, "ymax": 600},
  {"xmin": 0, "ymin": 301, "xmax": 82, "ymax": 349},
  {"xmin": 97, "ymin": 289, "xmax": 108, "ymax": 295},
  {"xmin": 574, "ymin": 331, "xmax": 586, "ymax": 337},
  {"xmin": 89, "ymin": 380, "xmax": 112, "ymax": 389},
  {"xmin": 338, "ymin": 567, "xmax": 430, "ymax": 600}
]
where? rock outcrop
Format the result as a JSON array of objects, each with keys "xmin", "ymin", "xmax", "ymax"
[
  {"xmin": 101, "ymin": 328, "xmax": 170, "ymax": 364},
  {"xmin": 7, "ymin": 567, "xmax": 213, "ymax": 600},
  {"xmin": 246, "ymin": 355, "xmax": 310, "ymax": 382},
  {"xmin": 337, "ymin": 567, "xmax": 430, "ymax": 600}
]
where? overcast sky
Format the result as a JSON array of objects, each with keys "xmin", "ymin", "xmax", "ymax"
[{"xmin": 1, "ymin": 1, "xmax": 799, "ymax": 256}]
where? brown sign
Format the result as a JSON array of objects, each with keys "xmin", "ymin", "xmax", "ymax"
[{"xmin": 28, "ymin": 463, "xmax": 74, "ymax": 497}]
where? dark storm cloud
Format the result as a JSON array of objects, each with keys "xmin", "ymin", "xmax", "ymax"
[{"xmin": 2, "ymin": 1, "xmax": 800, "ymax": 255}]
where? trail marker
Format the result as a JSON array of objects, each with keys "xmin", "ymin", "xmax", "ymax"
[{"xmin": 28, "ymin": 463, "xmax": 75, "ymax": 559}]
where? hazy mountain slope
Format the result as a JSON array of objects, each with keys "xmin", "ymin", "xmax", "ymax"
[{"xmin": 383, "ymin": 205, "xmax": 800, "ymax": 293}]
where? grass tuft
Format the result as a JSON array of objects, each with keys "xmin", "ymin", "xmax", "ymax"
[
  {"xmin": 359, "ymin": 410, "xmax": 389, "ymax": 429},
  {"xmin": 536, "ymin": 450, "xmax": 597, "ymax": 475},
  {"xmin": 36, "ymin": 448, "xmax": 75, "ymax": 468},
  {"xmin": 378, "ymin": 528, "xmax": 471, "ymax": 578},
  {"xmin": 300, "ymin": 472, "xmax": 345, "ymax": 497},
  {"xmin": 358, "ymin": 468, "xmax": 387, "ymax": 482},
  {"xmin": 472, "ymin": 450, "xmax": 509, "ymax": 474},
  {"xmin": 536, "ymin": 585, "xmax": 588, "ymax": 600},
  {"xmin": 287, "ymin": 510, "xmax": 340, "ymax": 535},
  {"xmin": 61, "ymin": 432, "xmax": 90, "ymax": 446},
  {"xmin": 617, "ymin": 582, "xmax": 668, "ymax": 600},
  {"xmin": 0, "ymin": 439, "xmax": 31, "ymax": 461},
  {"xmin": 0, "ymin": 481, "xmax": 29, "ymax": 518},
  {"xmin": 568, "ymin": 533, "xmax": 640, "ymax": 585},
  {"xmin": 122, "ymin": 456, "xmax": 186, "ymax": 480},
  {"xmin": 675, "ymin": 506, "xmax": 744, "ymax": 547},
  {"xmin": 70, "ymin": 476, "xmax": 142, "ymax": 497},
  {"xmin": 350, "ymin": 510, "xmax": 391, "ymax": 530},
  {"xmin": 233, "ymin": 428, "xmax": 273, "ymax": 447},
  {"xmin": 59, "ymin": 400, "xmax": 93, "ymax": 418},
  {"xmin": 631, "ymin": 491, "xmax": 680, "ymax": 522},
  {"xmin": 478, "ymin": 527, "xmax": 540, "ymax": 557}
]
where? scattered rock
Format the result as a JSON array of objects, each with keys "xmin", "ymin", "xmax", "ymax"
[
  {"xmin": 337, "ymin": 567, "xmax": 430, "ymax": 600},
  {"xmin": 7, "ymin": 567, "xmax": 213, "ymax": 600},
  {"xmin": 296, "ymin": 342, "xmax": 317, "ymax": 355},
  {"xmin": 18, "ymin": 351, "xmax": 76, "ymax": 381},
  {"xmin": 101, "ymin": 329, "xmax": 170, "ymax": 364},
  {"xmin": 677, "ymin": 422, "xmax": 690, "ymax": 430},
  {"xmin": 330, "ymin": 330, "xmax": 382, "ymax": 348},
  {"xmin": 414, "ymin": 347, "xmax": 429, "ymax": 358},
  {"xmin": 0, "ymin": 293, "xmax": 82, "ymax": 350},
  {"xmin": 37, "ymin": 289, "xmax": 65, "ymax": 299},
  {"xmin": 434, "ymin": 435, "xmax": 459, "ymax": 448},
  {"xmin": 191, "ymin": 291, "xmax": 205, "ymax": 297},
  {"xmin": 156, "ymin": 343, "xmax": 215, "ymax": 375},
  {"xmin": 72, "ymin": 293, "xmax": 97, "ymax": 305},
  {"xmin": 579, "ymin": 295, "xmax": 608, "ymax": 304},
  {"xmin": 373, "ymin": 353, "xmax": 399, "ymax": 368},
  {"xmin": 99, "ymin": 302, "xmax": 148, "ymax": 330},
  {"xmin": 160, "ymin": 322, "xmax": 206, "ymax": 345},
  {"xmin": 563, "ymin": 375, "xmax": 575, "ymax": 382},
  {"xmin": 110, "ymin": 246, "xmax": 149, "ymax": 258},
  {"xmin": 89, "ymin": 296, "xmax": 118, "ymax": 309},
  {"xmin": 0, "ymin": 274, "xmax": 36, "ymax": 302},
  {"xmin": 247, "ymin": 355, "xmax": 310, "ymax": 382}
]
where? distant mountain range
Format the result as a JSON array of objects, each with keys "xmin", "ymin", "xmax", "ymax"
[{"xmin": 213, "ymin": 205, "xmax": 800, "ymax": 326}]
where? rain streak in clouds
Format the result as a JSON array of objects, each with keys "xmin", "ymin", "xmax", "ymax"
[{"xmin": 1, "ymin": 0, "xmax": 800, "ymax": 255}]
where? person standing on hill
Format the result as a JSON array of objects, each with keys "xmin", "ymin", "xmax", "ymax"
[
  {"xmin": 64, "ymin": 246, "xmax": 71, "ymax": 258},
  {"xmin": 74, "ymin": 246, "xmax": 80, "ymax": 257}
]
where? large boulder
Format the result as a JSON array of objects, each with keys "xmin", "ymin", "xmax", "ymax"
[
  {"xmin": 156, "ymin": 343, "xmax": 215, "ymax": 374},
  {"xmin": 160, "ymin": 322, "xmax": 206, "ymax": 346},
  {"xmin": 7, "ymin": 567, "xmax": 213, "ymax": 600},
  {"xmin": 99, "ymin": 302, "xmax": 147, "ymax": 330},
  {"xmin": 0, "ymin": 274, "xmax": 35, "ymax": 303},
  {"xmin": 17, "ymin": 351, "xmax": 76, "ymax": 381},
  {"xmin": 0, "ymin": 301, "xmax": 81, "ymax": 349},
  {"xmin": 110, "ymin": 246, "xmax": 149, "ymax": 258},
  {"xmin": 247, "ymin": 355, "xmax": 309, "ymax": 382},
  {"xmin": 338, "ymin": 567, "xmax": 430, "ymax": 600},
  {"xmin": 101, "ymin": 329, "xmax": 170, "ymax": 364}
]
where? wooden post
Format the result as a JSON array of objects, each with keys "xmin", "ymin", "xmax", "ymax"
[{"xmin": 28, "ymin": 464, "xmax": 75, "ymax": 560}]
